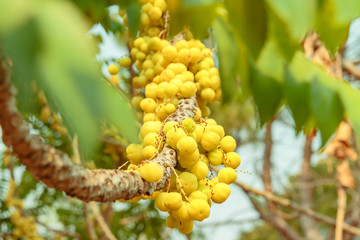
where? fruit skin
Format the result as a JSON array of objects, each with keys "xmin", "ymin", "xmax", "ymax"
[
  {"xmin": 211, "ymin": 183, "xmax": 231, "ymax": 204},
  {"xmin": 164, "ymin": 192, "xmax": 183, "ymax": 210},
  {"xmin": 218, "ymin": 167, "xmax": 237, "ymax": 184},
  {"xmin": 200, "ymin": 131, "xmax": 220, "ymax": 151},
  {"xmin": 108, "ymin": 64, "xmax": 119, "ymax": 75},
  {"xmin": 220, "ymin": 136, "xmax": 236, "ymax": 152},
  {"xmin": 225, "ymin": 152, "xmax": 241, "ymax": 169},
  {"xmin": 208, "ymin": 149, "xmax": 224, "ymax": 166},
  {"xmin": 188, "ymin": 199, "xmax": 210, "ymax": 221},
  {"xmin": 139, "ymin": 161, "xmax": 164, "ymax": 183},
  {"xmin": 176, "ymin": 172, "xmax": 198, "ymax": 195},
  {"xmin": 176, "ymin": 136, "xmax": 197, "ymax": 154}
]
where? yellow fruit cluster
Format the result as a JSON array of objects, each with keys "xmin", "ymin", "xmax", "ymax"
[
  {"xmin": 5, "ymin": 179, "xmax": 43, "ymax": 240},
  {"xmin": 117, "ymin": 0, "xmax": 241, "ymax": 234},
  {"xmin": 38, "ymin": 91, "xmax": 68, "ymax": 136}
]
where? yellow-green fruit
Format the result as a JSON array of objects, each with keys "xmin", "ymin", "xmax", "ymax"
[
  {"xmin": 164, "ymin": 192, "xmax": 183, "ymax": 210},
  {"xmin": 108, "ymin": 64, "xmax": 119, "ymax": 75},
  {"xmin": 211, "ymin": 183, "xmax": 231, "ymax": 204},
  {"xmin": 166, "ymin": 214, "xmax": 178, "ymax": 228},
  {"xmin": 176, "ymin": 172, "xmax": 198, "ymax": 195},
  {"xmin": 166, "ymin": 127, "xmax": 186, "ymax": 149},
  {"xmin": 220, "ymin": 136, "xmax": 236, "ymax": 152},
  {"xmin": 188, "ymin": 199, "xmax": 210, "ymax": 221},
  {"xmin": 211, "ymin": 177, "xmax": 219, "ymax": 185},
  {"xmin": 178, "ymin": 150, "xmax": 199, "ymax": 168},
  {"xmin": 126, "ymin": 144, "xmax": 144, "ymax": 165},
  {"xmin": 140, "ymin": 98, "xmax": 157, "ymax": 113},
  {"xmin": 164, "ymin": 103, "xmax": 176, "ymax": 114},
  {"xmin": 189, "ymin": 161, "xmax": 209, "ymax": 180},
  {"xmin": 162, "ymin": 46, "xmax": 177, "ymax": 60},
  {"xmin": 172, "ymin": 202, "xmax": 191, "ymax": 222},
  {"xmin": 201, "ymin": 131, "xmax": 220, "ymax": 151},
  {"xmin": 155, "ymin": 192, "xmax": 169, "ymax": 212},
  {"xmin": 208, "ymin": 149, "xmax": 224, "ymax": 166},
  {"xmin": 177, "ymin": 220, "xmax": 193, "ymax": 234},
  {"xmin": 218, "ymin": 167, "xmax": 237, "ymax": 184},
  {"xmin": 177, "ymin": 136, "xmax": 197, "ymax": 154},
  {"xmin": 225, "ymin": 152, "xmax": 241, "ymax": 169},
  {"xmin": 143, "ymin": 145, "xmax": 157, "ymax": 159},
  {"xmin": 199, "ymin": 154, "xmax": 209, "ymax": 165},
  {"xmin": 143, "ymin": 132, "xmax": 158, "ymax": 147},
  {"xmin": 193, "ymin": 124, "xmax": 205, "ymax": 143},
  {"xmin": 198, "ymin": 183, "xmax": 212, "ymax": 200},
  {"xmin": 119, "ymin": 57, "xmax": 132, "ymax": 67},
  {"xmin": 139, "ymin": 162, "xmax": 163, "ymax": 182},
  {"xmin": 180, "ymin": 82, "xmax": 197, "ymax": 98},
  {"xmin": 131, "ymin": 96, "xmax": 143, "ymax": 109},
  {"xmin": 189, "ymin": 190, "xmax": 208, "ymax": 201},
  {"xmin": 208, "ymin": 125, "xmax": 225, "ymax": 139},
  {"xmin": 163, "ymin": 121, "xmax": 178, "ymax": 134},
  {"xmin": 182, "ymin": 118, "xmax": 196, "ymax": 133}
]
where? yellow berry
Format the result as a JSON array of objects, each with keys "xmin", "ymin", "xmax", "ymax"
[
  {"xmin": 208, "ymin": 149, "xmax": 224, "ymax": 166},
  {"xmin": 126, "ymin": 144, "xmax": 144, "ymax": 165},
  {"xmin": 172, "ymin": 202, "xmax": 191, "ymax": 222},
  {"xmin": 166, "ymin": 214, "xmax": 178, "ymax": 228},
  {"xmin": 211, "ymin": 183, "xmax": 231, "ymax": 204},
  {"xmin": 140, "ymin": 98, "xmax": 157, "ymax": 113},
  {"xmin": 164, "ymin": 192, "xmax": 183, "ymax": 210},
  {"xmin": 218, "ymin": 167, "xmax": 237, "ymax": 184},
  {"xmin": 176, "ymin": 136, "xmax": 197, "ymax": 154},
  {"xmin": 188, "ymin": 199, "xmax": 210, "ymax": 221},
  {"xmin": 108, "ymin": 64, "xmax": 119, "ymax": 75},
  {"xmin": 189, "ymin": 161, "xmax": 209, "ymax": 180},
  {"xmin": 220, "ymin": 136, "xmax": 236, "ymax": 152},
  {"xmin": 155, "ymin": 192, "xmax": 169, "ymax": 212},
  {"xmin": 176, "ymin": 172, "xmax": 198, "ymax": 195},
  {"xmin": 225, "ymin": 152, "xmax": 241, "ymax": 169},
  {"xmin": 182, "ymin": 118, "xmax": 196, "ymax": 133},
  {"xmin": 139, "ymin": 161, "xmax": 163, "ymax": 182},
  {"xmin": 177, "ymin": 220, "xmax": 193, "ymax": 234},
  {"xmin": 119, "ymin": 57, "xmax": 132, "ymax": 68},
  {"xmin": 200, "ymin": 131, "xmax": 220, "ymax": 151}
]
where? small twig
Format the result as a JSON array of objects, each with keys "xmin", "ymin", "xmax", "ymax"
[
  {"xmin": 36, "ymin": 220, "xmax": 82, "ymax": 239},
  {"xmin": 84, "ymin": 203, "xmax": 97, "ymax": 240},
  {"xmin": 89, "ymin": 202, "xmax": 117, "ymax": 240},
  {"xmin": 342, "ymin": 59, "xmax": 360, "ymax": 80},
  {"xmin": 234, "ymin": 180, "xmax": 360, "ymax": 236},
  {"xmin": 119, "ymin": 214, "xmax": 145, "ymax": 225},
  {"xmin": 335, "ymin": 185, "xmax": 347, "ymax": 240}
]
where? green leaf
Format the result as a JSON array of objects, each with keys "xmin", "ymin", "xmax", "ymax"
[
  {"xmin": 284, "ymin": 68, "xmax": 311, "ymax": 131},
  {"xmin": 0, "ymin": 0, "xmax": 32, "ymax": 34},
  {"xmin": 34, "ymin": 0, "xmax": 139, "ymax": 156},
  {"xmin": 249, "ymin": 63, "xmax": 283, "ymax": 125},
  {"xmin": 1, "ymin": 19, "xmax": 42, "ymax": 115},
  {"xmin": 168, "ymin": 0, "xmax": 219, "ymax": 38},
  {"xmin": 310, "ymin": 77, "xmax": 343, "ymax": 144},
  {"xmin": 213, "ymin": 17, "xmax": 239, "ymax": 103},
  {"xmin": 126, "ymin": 1, "xmax": 141, "ymax": 36},
  {"xmin": 315, "ymin": 0, "xmax": 360, "ymax": 53},
  {"xmin": 266, "ymin": 0, "xmax": 316, "ymax": 41},
  {"xmin": 224, "ymin": 0, "xmax": 267, "ymax": 59},
  {"xmin": 256, "ymin": 37, "xmax": 286, "ymax": 81},
  {"xmin": 338, "ymin": 84, "xmax": 360, "ymax": 148}
]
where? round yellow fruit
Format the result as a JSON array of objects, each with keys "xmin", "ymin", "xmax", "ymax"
[
  {"xmin": 139, "ymin": 161, "xmax": 163, "ymax": 183},
  {"xmin": 218, "ymin": 167, "xmax": 237, "ymax": 184},
  {"xmin": 211, "ymin": 183, "xmax": 231, "ymax": 204}
]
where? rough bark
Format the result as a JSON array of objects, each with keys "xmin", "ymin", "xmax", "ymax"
[{"xmin": 0, "ymin": 60, "xmax": 197, "ymax": 202}]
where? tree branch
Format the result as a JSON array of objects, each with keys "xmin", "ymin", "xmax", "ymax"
[
  {"xmin": 234, "ymin": 180, "xmax": 360, "ymax": 236},
  {"xmin": 0, "ymin": 58, "xmax": 196, "ymax": 202},
  {"xmin": 299, "ymin": 130, "xmax": 324, "ymax": 240},
  {"xmin": 335, "ymin": 185, "xmax": 347, "ymax": 240},
  {"xmin": 89, "ymin": 202, "xmax": 117, "ymax": 240}
]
